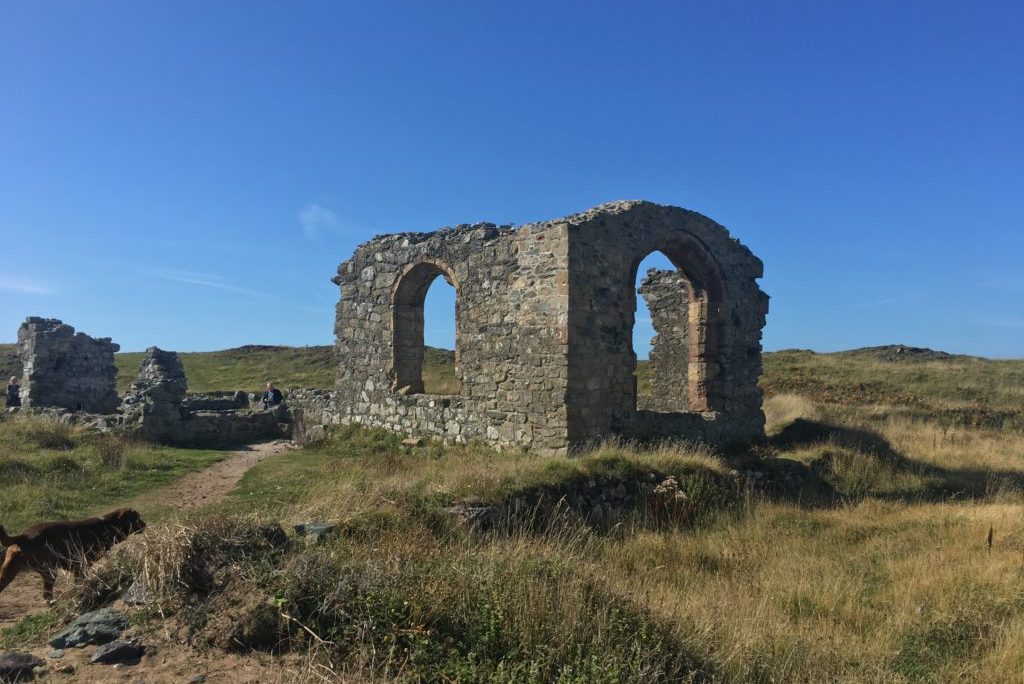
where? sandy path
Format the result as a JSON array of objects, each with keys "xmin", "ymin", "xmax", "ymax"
[{"xmin": 0, "ymin": 440, "xmax": 291, "ymax": 630}]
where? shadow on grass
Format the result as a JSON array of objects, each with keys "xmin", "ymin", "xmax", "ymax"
[{"xmin": 768, "ymin": 418, "xmax": 1023, "ymax": 503}]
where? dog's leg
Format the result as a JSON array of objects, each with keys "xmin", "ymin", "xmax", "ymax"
[
  {"xmin": 38, "ymin": 568, "xmax": 57, "ymax": 603},
  {"xmin": 0, "ymin": 545, "xmax": 23, "ymax": 597}
]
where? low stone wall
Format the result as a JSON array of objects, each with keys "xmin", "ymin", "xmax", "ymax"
[
  {"xmin": 182, "ymin": 391, "xmax": 249, "ymax": 412},
  {"xmin": 173, "ymin": 406, "xmax": 288, "ymax": 447},
  {"xmin": 284, "ymin": 389, "xmax": 340, "ymax": 426},
  {"xmin": 624, "ymin": 408, "xmax": 765, "ymax": 446},
  {"xmin": 283, "ymin": 389, "xmax": 338, "ymax": 444}
]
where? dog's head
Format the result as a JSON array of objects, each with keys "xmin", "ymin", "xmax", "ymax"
[{"xmin": 103, "ymin": 509, "xmax": 147, "ymax": 537}]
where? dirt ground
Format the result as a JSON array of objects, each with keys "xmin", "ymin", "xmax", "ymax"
[{"xmin": 0, "ymin": 440, "xmax": 311, "ymax": 683}]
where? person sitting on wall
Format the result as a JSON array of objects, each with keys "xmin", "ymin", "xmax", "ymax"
[
  {"xmin": 261, "ymin": 382, "xmax": 283, "ymax": 410},
  {"xmin": 5, "ymin": 377, "xmax": 21, "ymax": 409}
]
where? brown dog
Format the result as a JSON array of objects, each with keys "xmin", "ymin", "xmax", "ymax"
[{"xmin": 0, "ymin": 508, "xmax": 146, "ymax": 601}]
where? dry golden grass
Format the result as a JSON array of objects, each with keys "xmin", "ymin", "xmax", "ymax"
[{"xmin": 7, "ymin": 350, "xmax": 1024, "ymax": 681}]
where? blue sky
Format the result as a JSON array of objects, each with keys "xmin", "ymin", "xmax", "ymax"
[{"xmin": 1, "ymin": 1, "xmax": 1021, "ymax": 357}]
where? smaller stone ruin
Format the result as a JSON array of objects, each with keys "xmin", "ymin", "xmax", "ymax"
[
  {"xmin": 637, "ymin": 269, "xmax": 691, "ymax": 413},
  {"xmin": 14, "ymin": 317, "xmax": 293, "ymax": 446},
  {"xmin": 118, "ymin": 346, "xmax": 287, "ymax": 446},
  {"xmin": 120, "ymin": 347, "xmax": 188, "ymax": 442},
  {"xmin": 17, "ymin": 317, "xmax": 120, "ymax": 413}
]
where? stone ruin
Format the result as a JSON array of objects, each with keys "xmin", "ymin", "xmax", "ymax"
[
  {"xmin": 120, "ymin": 346, "xmax": 188, "ymax": 442},
  {"xmin": 119, "ymin": 346, "xmax": 285, "ymax": 446},
  {"xmin": 17, "ymin": 317, "xmax": 120, "ymax": 413},
  {"xmin": 14, "ymin": 322, "xmax": 288, "ymax": 446},
  {"xmin": 637, "ymin": 269, "xmax": 691, "ymax": 413},
  {"xmin": 333, "ymin": 200, "xmax": 769, "ymax": 455},
  {"xmin": 11, "ymin": 200, "xmax": 769, "ymax": 455}
]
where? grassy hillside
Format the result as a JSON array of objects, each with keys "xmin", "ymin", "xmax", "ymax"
[
  {"xmin": 115, "ymin": 344, "xmax": 459, "ymax": 394},
  {"xmin": 3, "ymin": 344, "xmax": 1024, "ymax": 680},
  {"xmin": 762, "ymin": 348, "xmax": 1024, "ymax": 430},
  {"xmin": 115, "ymin": 344, "xmax": 336, "ymax": 394}
]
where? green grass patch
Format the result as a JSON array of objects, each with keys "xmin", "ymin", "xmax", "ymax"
[{"xmin": 0, "ymin": 414, "xmax": 225, "ymax": 530}]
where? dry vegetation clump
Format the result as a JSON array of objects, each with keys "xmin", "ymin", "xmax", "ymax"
[{"xmin": 66, "ymin": 500, "xmax": 713, "ymax": 680}]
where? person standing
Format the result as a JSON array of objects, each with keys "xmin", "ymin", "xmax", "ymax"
[{"xmin": 5, "ymin": 376, "xmax": 21, "ymax": 409}]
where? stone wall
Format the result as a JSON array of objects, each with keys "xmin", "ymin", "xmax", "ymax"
[
  {"xmin": 565, "ymin": 201, "xmax": 769, "ymax": 446},
  {"xmin": 120, "ymin": 347, "xmax": 285, "ymax": 446},
  {"xmin": 285, "ymin": 389, "xmax": 340, "ymax": 427},
  {"xmin": 637, "ymin": 269, "xmax": 690, "ymax": 413},
  {"xmin": 333, "ymin": 220, "xmax": 571, "ymax": 454},
  {"xmin": 17, "ymin": 317, "xmax": 120, "ymax": 413},
  {"xmin": 332, "ymin": 200, "xmax": 767, "ymax": 453},
  {"xmin": 181, "ymin": 392, "xmax": 249, "ymax": 412},
  {"xmin": 121, "ymin": 347, "xmax": 188, "ymax": 442}
]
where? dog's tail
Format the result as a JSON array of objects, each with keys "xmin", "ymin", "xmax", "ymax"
[{"xmin": 0, "ymin": 525, "xmax": 12, "ymax": 547}]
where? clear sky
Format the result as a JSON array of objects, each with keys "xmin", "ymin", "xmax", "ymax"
[{"xmin": 1, "ymin": 1, "xmax": 1021, "ymax": 358}]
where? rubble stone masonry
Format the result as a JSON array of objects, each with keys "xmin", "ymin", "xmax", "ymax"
[
  {"xmin": 17, "ymin": 317, "xmax": 120, "ymax": 413},
  {"xmin": 333, "ymin": 201, "xmax": 769, "ymax": 454}
]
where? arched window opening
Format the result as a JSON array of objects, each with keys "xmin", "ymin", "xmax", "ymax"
[
  {"xmin": 630, "ymin": 243, "xmax": 723, "ymax": 413},
  {"xmin": 391, "ymin": 260, "xmax": 461, "ymax": 396}
]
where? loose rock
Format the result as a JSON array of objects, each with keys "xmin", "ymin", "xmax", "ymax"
[
  {"xmin": 293, "ymin": 522, "xmax": 337, "ymax": 544},
  {"xmin": 90, "ymin": 639, "xmax": 144, "ymax": 665},
  {"xmin": 48, "ymin": 608, "xmax": 128, "ymax": 649},
  {"xmin": 0, "ymin": 652, "xmax": 43, "ymax": 682}
]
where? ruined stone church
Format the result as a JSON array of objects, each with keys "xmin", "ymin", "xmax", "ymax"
[{"xmin": 333, "ymin": 200, "xmax": 768, "ymax": 455}]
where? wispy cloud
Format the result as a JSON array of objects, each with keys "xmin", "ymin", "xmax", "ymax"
[
  {"xmin": 0, "ymin": 277, "xmax": 54, "ymax": 295},
  {"xmin": 976, "ymin": 277, "xmax": 1024, "ymax": 293},
  {"xmin": 855, "ymin": 294, "xmax": 912, "ymax": 308},
  {"xmin": 298, "ymin": 203, "xmax": 340, "ymax": 242},
  {"xmin": 150, "ymin": 268, "xmax": 273, "ymax": 300}
]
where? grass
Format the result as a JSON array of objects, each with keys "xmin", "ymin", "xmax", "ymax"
[
  {"xmin": 114, "ymin": 344, "xmax": 337, "ymax": 394},
  {"xmin": 198, "ymin": 347, "xmax": 1024, "ymax": 681},
  {"xmin": 0, "ymin": 413, "xmax": 225, "ymax": 532},
  {"xmin": 63, "ymin": 406, "xmax": 1024, "ymax": 681},
  {"xmin": 114, "ymin": 344, "xmax": 459, "ymax": 395},
  {"xmin": 4, "ymin": 343, "xmax": 1024, "ymax": 681}
]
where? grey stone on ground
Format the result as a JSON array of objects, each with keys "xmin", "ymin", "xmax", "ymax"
[
  {"xmin": 294, "ymin": 522, "xmax": 337, "ymax": 544},
  {"xmin": 45, "ymin": 649, "xmax": 64, "ymax": 659},
  {"xmin": 48, "ymin": 608, "xmax": 128, "ymax": 649},
  {"xmin": 0, "ymin": 652, "xmax": 43, "ymax": 682},
  {"xmin": 188, "ymin": 675, "xmax": 207, "ymax": 683},
  {"xmin": 90, "ymin": 639, "xmax": 144, "ymax": 665}
]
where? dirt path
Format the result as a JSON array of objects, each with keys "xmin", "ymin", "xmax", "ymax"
[{"xmin": 0, "ymin": 440, "xmax": 292, "ymax": 630}]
